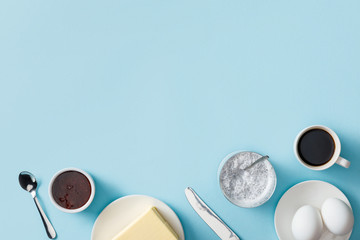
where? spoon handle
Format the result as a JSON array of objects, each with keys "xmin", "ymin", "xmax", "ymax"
[
  {"xmin": 33, "ymin": 196, "xmax": 57, "ymax": 239},
  {"xmin": 242, "ymin": 155, "xmax": 269, "ymax": 171}
]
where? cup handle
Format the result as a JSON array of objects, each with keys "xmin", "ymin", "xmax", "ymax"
[{"xmin": 336, "ymin": 156, "xmax": 350, "ymax": 168}]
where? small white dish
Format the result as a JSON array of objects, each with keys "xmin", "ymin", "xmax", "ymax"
[
  {"xmin": 91, "ymin": 195, "xmax": 185, "ymax": 240},
  {"xmin": 49, "ymin": 167, "xmax": 95, "ymax": 213},
  {"xmin": 274, "ymin": 180, "xmax": 352, "ymax": 240}
]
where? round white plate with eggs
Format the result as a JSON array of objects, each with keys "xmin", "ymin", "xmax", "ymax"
[
  {"xmin": 274, "ymin": 180, "xmax": 352, "ymax": 240},
  {"xmin": 92, "ymin": 195, "xmax": 185, "ymax": 240}
]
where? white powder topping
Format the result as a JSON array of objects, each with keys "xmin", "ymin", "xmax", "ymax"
[{"xmin": 219, "ymin": 151, "xmax": 276, "ymax": 207}]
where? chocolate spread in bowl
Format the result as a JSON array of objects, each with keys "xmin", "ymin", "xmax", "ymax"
[{"xmin": 52, "ymin": 171, "xmax": 91, "ymax": 209}]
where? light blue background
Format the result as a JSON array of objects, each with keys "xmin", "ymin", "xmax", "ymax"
[{"xmin": 1, "ymin": 1, "xmax": 359, "ymax": 239}]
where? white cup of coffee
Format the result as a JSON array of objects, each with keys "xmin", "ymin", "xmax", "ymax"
[{"xmin": 294, "ymin": 125, "xmax": 350, "ymax": 170}]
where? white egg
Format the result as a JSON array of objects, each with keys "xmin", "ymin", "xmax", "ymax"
[
  {"xmin": 292, "ymin": 205, "xmax": 323, "ymax": 240},
  {"xmin": 321, "ymin": 197, "xmax": 354, "ymax": 236}
]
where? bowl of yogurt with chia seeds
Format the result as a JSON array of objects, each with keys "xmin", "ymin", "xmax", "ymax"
[{"xmin": 218, "ymin": 151, "xmax": 277, "ymax": 208}]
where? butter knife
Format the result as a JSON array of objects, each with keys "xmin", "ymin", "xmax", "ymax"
[{"xmin": 185, "ymin": 187, "xmax": 241, "ymax": 240}]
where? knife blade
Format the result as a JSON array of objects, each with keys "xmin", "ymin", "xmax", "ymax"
[{"xmin": 185, "ymin": 187, "xmax": 241, "ymax": 240}]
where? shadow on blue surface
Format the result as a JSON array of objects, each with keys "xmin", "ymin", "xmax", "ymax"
[{"xmin": 79, "ymin": 174, "xmax": 123, "ymax": 222}]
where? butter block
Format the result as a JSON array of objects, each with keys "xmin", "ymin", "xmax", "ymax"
[{"xmin": 112, "ymin": 207, "xmax": 179, "ymax": 240}]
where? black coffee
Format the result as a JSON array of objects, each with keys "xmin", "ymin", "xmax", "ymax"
[{"xmin": 298, "ymin": 129, "xmax": 335, "ymax": 166}]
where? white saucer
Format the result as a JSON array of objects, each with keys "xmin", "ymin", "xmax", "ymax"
[
  {"xmin": 92, "ymin": 195, "xmax": 185, "ymax": 240},
  {"xmin": 274, "ymin": 180, "xmax": 352, "ymax": 240}
]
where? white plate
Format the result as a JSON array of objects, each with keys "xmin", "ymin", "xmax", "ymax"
[
  {"xmin": 92, "ymin": 195, "xmax": 185, "ymax": 240},
  {"xmin": 274, "ymin": 180, "xmax": 352, "ymax": 240}
]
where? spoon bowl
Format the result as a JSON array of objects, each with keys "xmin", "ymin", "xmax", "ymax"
[{"xmin": 19, "ymin": 171, "xmax": 37, "ymax": 193}]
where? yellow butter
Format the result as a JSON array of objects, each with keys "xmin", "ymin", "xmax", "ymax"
[{"xmin": 112, "ymin": 207, "xmax": 179, "ymax": 240}]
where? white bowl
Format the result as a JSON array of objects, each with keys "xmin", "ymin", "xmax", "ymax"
[{"xmin": 49, "ymin": 167, "xmax": 95, "ymax": 213}]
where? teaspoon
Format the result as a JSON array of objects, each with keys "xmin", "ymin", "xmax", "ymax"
[{"xmin": 19, "ymin": 171, "xmax": 57, "ymax": 239}]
